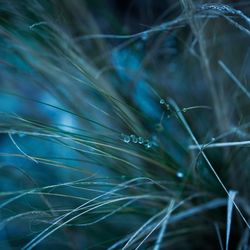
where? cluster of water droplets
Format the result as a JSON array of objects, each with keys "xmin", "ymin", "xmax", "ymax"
[
  {"xmin": 159, "ymin": 98, "xmax": 174, "ymax": 121},
  {"xmin": 160, "ymin": 98, "xmax": 189, "ymax": 115},
  {"xmin": 160, "ymin": 98, "xmax": 170, "ymax": 110},
  {"xmin": 121, "ymin": 134, "xmax": 157, "ymax": 149},
  {"xmin": 159, "ymin": 99, "xmax": 171, "ymax": 110}
]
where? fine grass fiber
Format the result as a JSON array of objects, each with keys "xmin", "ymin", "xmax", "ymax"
[{"xmin": 0, "ymin": 0, "xmax": 250, "ymax": 249}]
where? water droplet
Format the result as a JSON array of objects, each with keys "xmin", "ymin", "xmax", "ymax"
[
  {"xmin": 10, "ymin": 129, "xmax": 17, "ymax": 135},
  {"xmin": 160, "ymin": 23, "xmax": 167, "ymax": 29},
  {"xmin": 211, "ymin": 137, "xmax": 215, "ymax": 142},
  {"xmin": 145, "ymin": 141, "xmax": 153, "ymax": 149},
  {"xmin": 18, "ymin": 133, "xmax": 25, "ymax": 138},
  {"xmin": 141, "ymin": 31, "xmax": 148, "ymax": 41},
  {"xmin": 123, "ymin": 135, "xmax": 130, "ymax": 143},
  {"xmin": 151, "ymin": 135, "xmax": 158, "ymax": 146},
  {"xmin": 130, "ymin": 134, "xmax": 136, "ymax": 140},
  {"xmin": 132, "ymin": 137, "xmax": 138, "ymax": 143},
  {"xmin": 182, "ymin": 108, "xmax": 187, "ymax": 113},
  {"xmin": 155, "ymin": 123, "xmax": 164, "ymax": 132},
  {"xmin": 160, "ymin": 99, "xmax": 165, "ymax": 105},
  {"xmin": 138, "ymin": 137, "xmax": 144, "ymax": 144},
  {"xmin": 176, "ymin": 171, "xmax": 184, "ymax": 178}
]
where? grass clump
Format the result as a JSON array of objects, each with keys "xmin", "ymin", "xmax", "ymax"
[{"xmin": 0, "ymin": 0, "xmax": 250, "ymax": 249}]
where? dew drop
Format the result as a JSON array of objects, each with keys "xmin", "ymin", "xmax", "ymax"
[
  {"xmin": 182, "ymin": 108, "xmax": 187, "ymax": 113},
  {"xmin": 10, "ymin": 129, "xmax": 17, "ymax": 135},
  {"xmin": 160, "ymin": 23, "xmax": 167, "ymax": 29},
  {"xmin": 138, "ymin": 137, "xmax": 144, "ymax": 144},
  {"xmin": 132, "ymin": 137, "xmax": 138, "ymax": 143},
  {"xmin": 18, "ymin": 133, "xmax": 25, "ymax": 138},
  {"xmin": 141, "ymin": 31, "xmax": 148, "ymax": 41},
  {"xmin": 145, "ymin": 141, "xmax": 153, "ymax": 149},
  {"xmin": 160, "ymin": 99, "xmax": 165, "ymax": 105},
  {"xmin": 123, "ymin": 135, "xmax": 130, "ymax": 143},
  {"xmin": 155, "ymin": 123, "xmax": 163, "ymax": 132},
  {"xmin": 176, "ymin": 171, "xmax": 184, "ymax": 178},
  {"xmin": 211, "ymin": 137, "xmax": 215, "ymax": 142}
]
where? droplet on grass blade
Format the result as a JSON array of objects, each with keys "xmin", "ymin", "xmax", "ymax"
[
  {"xmin": 132, "ymin": 137, "xmax": 138, "ymax": 143},
  {"xmin": 155, "ymin": 123, "xmax": 164, "ymax": 132},
  {"xmin": 10, "ymin": 129, "xmax": 17, "ymax": 135},
  {"xmin": 18, "ymin": 133, "xmax": 26, "ymax": 138},
  {"xmin": 160, "ymin": 99, "xmax": 165, "ymax": 105},
  {"xmin": 138, "ymin": 137, "xmax": 144, "ymax": 144},
  {"xmin": 123, "ymin": 135, "xmax": 130, "ymax": 143},
  {"xmin": 176, "ymin": 171, "xmax": 184, "ymax": 178},
  {"xmin": 130, "ymin": 134, "xmax": 138, "ymax": 143},
  {"xmin": 145, "ymin": 141, "xmax": 153, "ymax": 149},
  {"xmin": 141, "ymin": 31, "xmax": 148, "ymax": 41}
]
